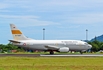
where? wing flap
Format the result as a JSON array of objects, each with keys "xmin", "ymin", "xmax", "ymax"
[{"xmin": 45, "ymin": 45, "xmax": 59, "ymax": 50}]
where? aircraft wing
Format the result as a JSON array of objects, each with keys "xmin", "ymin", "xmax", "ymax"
[
  {"xmin": 45, "ymin": 45, "xmax": 59, "ymax": 50},
  {"xmin": 9, "ymin": 40, "xmax": 21, "ymax": 43}
]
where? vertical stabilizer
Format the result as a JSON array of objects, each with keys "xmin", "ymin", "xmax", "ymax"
[{"xmin": 10, "ymin": 24, "xmax": 30, "ymax": 40}]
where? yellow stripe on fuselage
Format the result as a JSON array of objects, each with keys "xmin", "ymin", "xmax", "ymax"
[{"xmin": 12, "ymin": 30, "xmax": 22, "ymax": 34}]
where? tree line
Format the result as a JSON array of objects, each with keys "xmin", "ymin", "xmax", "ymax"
[
  {"xmin": 0, "ymin": 44, "xmax": 24, "ymax": 53},
  {"xmin": 0, "ymin": 40, "xmax": 103, "ymax": 53},
  {"xmin": 88, "ymin": 40, "xmax": 103, "ymax": 52}
]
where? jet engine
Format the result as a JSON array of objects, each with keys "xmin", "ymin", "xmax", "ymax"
[{"xmin": 58, "ymin": 47, "xmax": 69, "ymax": 52}]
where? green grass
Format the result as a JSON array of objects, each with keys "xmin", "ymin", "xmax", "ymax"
[{"xmin": 0, "ymin": 57, "xmax": 103, "ymax": 70}]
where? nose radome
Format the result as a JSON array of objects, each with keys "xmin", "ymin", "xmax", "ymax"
[{"xmin": 88, "ymin": 44, "xmax": 92, "ymax": 48}]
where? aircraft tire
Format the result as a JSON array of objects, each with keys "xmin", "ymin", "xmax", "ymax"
[
  {"xmin": 50, "ymin": 51, "xmax": 54, "ymax": 55},
  {"xmin": 80, "ymin": 51, "xmax": 83, "ymax": 54}
]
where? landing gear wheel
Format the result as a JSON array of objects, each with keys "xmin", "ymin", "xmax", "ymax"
[
  {"xmin": 50, "ymin": 51, "xmax": 54, "ymax": 55},
  {"xmin": 80, "ymin": 51, "xmax": 83, "ymax": 54}
]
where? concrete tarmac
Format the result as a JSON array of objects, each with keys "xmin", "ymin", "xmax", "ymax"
[
  {"xmin": 0, "ymin": 54, "xmax": 103, "ymax": 57},
  {"xmin": 0, "ymin": 54, "xmax": 40, "ymax": 57}
]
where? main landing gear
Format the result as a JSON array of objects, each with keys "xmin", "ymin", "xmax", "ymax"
[
  {"xmin": 80, "ymin": 51, "xmax": 83, "ymax": 54},
  {"xmin": 50, "ymin": 51, "xmax": 54, "ymax": 55}
]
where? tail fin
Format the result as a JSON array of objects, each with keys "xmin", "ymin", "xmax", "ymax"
[{"xmin": 10, "ymin": 24, "xmax": 30, "ymax": 40}]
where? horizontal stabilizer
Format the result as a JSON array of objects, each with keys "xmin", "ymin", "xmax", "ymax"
[{"xmin": 9, "ymin": 40, "xmax": 21, "ymax": 43}]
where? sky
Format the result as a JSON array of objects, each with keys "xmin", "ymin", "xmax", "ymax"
[{"xmin": 0, "ymin": 0, "xmax": 103, "ymax": 44}]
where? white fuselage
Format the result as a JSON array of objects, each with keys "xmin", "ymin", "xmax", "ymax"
[{"xmin": 13, "ymin": 40, "xmax": 92, "ymax": 51}]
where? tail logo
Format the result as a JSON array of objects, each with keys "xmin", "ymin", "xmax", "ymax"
[{"xmin": 12, "ymin": 30, "xmax": 22, "ymax": 34}]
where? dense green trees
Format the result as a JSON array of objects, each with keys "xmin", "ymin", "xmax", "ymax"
[
  {"xmin": 88, "ymin": 40, "xmax": 103, "ymax": 52},
  {"xmin": 0, "ymin": 44, "xmax": 24, "ymax": 53}
]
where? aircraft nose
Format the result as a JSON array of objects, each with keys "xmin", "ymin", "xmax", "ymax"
[{"xmin": 88, "ymin": 44, "xmax": 92, "ymax": 49}]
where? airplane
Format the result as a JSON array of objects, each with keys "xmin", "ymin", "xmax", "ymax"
[{"xmin": 9, "ymin": 24, "xmax": 92, "ymax": 54}]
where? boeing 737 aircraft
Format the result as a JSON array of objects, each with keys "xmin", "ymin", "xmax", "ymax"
[{"xmin": 9, "ymin": 24, "xmax": 92, "ymax": 54}]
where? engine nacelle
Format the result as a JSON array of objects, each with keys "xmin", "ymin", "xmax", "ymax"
[{"xmin": 58, "ymin": 47, "xmax": 69, "ymax": 52}]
